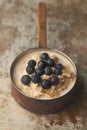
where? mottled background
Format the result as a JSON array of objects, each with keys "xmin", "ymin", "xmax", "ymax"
[{"xmin": 0, "ymin": 0, "xmax": 87, "ymax": 130}]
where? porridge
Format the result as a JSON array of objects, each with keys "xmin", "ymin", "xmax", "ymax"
[{"xmin": 12, "ymin": 49, "xmax": 76, "ymax": 99}]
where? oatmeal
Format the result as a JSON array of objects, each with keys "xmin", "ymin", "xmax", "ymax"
[{"xmin": 12, "ymin": 49, "xmax": 76, "ymax": 99}]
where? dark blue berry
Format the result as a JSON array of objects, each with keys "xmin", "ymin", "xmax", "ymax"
[
  {"xmin": 35, "ymin": 68, "xmax": 44, "ymax": 76},
  {"xmin": 50, "ymin": 76, "xmax": 59, "ymax": 85},
  {"xmin": 54, "ymin": 68, "xmax": 62, "ymax": 75},
  {"xmin": 44, "ymin": 67, "xmax": 52, "ymax": 75},
  {"xmin": 21, "ymin": 75, "xmax": 31, "ymax": 85},
  {"xmin": 26, "ymin": 66, "xmax": 35, "ymax": 74},
  {"xmin": 47, "ymin": 58, "xmax": 55, "ymax": 67},
  {"xmin": 28, "ymin": 60, "xmax": 36, "ymax": 67},
  {"xmin": 41, "ymin": 53, "xmax": 49, "ymax": 60},
  {"xmin": 55, "ymin": 63, "xmax": 64, "ymax": 70},
  {"xmin": 41, "ymin": 79, "xmax": 51, "ymax": 89},
  {"xmin": 38, "ymin": 60, "xmax": 47, "ymax": 69},
  {"xmin": 31, "ymin": 74, "xmax": 41, "ymax": 83}
]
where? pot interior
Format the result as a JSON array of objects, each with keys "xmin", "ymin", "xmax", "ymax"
[{"xmin": 10, "ymin": 48, "xmax": 77, "ymax": 100}]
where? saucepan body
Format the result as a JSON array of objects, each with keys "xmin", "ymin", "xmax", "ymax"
[{"xmin": 10, "ymin": 48, "xmax": 77, "ymax": 114}]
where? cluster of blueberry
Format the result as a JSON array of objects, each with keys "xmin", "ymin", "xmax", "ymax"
[{"xmin": 21, "ymin": 53, "xmax": 64, "ymax": 89}]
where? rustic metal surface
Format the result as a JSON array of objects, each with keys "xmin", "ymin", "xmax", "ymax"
[{"xmin": 0, "ymin": 0, "xmax": 87, "ymax": 130}]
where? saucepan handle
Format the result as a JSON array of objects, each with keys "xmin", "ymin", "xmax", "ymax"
[{"xmin": 38, "ymin": 3, "xmax": 47, "ymax": 48}]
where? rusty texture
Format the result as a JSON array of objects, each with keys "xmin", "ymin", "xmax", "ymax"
[{"xmin": 0, "ymin": 0, "xmax": 87, "ymax": 130}]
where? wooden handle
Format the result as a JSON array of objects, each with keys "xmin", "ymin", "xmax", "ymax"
[{"xmin": 38, "ymin": 3, "xmax": 47, "ymax": 48}]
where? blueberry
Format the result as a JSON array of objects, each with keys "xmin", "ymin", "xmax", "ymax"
[
  {"xmin": 44, "ymin": 67, "xmax": 52, "ymax": 75},
  {"xmin": 31, "ymin": 74, "xmax": 41, "ymax": 83},
  {"xmin": 28, "ymin": 60, "xmax": 36, "ymax": 67},
  {"xmin": 26, "ymin": 66, "xmax": 35, "ymax": 74},
  {"xmin": 55, "ymin": 63, "xmax": 64, "ymax": 70},
  {"xmin": 50, "ymin": 76, "xmax": 59, "ymax": 85},
  {"xmin": 47, "ymin": 58, "xmax": 55, "ymax": 67},
  {"xmin": 35, "ymin": 68, "xmax": 44, "ymax": 76},
  {"xmin": 21, "ymin": 75, "xmax": 31, "ymax": 85},
  {"xmin": 54, "ymin": 68, "xmax": 62, "ymax": 75},
  {"xmin": 38, "ymin": 60, "xmax": 47, "ymax": 69},
  {"xmin": 41, "ymin": 53, "xmax": 49, "ymax": 60},
  {"xmin": 41, "ymin": 79, "xmax": 51, "ymax": 89}
]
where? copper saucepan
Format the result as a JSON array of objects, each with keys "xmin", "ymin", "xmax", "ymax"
[{"xmin": 10, "ymin": 3, "xmax": 77, "ymax": 114}]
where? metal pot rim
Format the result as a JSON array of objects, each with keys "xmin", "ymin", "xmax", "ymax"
[{"xmin": 10, "ymin": 47, "xmax": 77, "ymax": 101}]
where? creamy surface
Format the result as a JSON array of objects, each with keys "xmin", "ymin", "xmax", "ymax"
[{"xmin": 12, "ymin": 49, "xmax": 76, "ymax": 99}]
